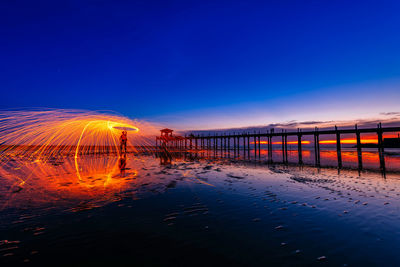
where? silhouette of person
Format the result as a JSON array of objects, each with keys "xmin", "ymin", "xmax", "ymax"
[{"xmin": 120, "ymin": 130, "xmax": 127, "ymax": 153}]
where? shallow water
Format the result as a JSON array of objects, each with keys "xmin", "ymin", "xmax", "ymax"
[
  {"xmin": 1, "ymin": 154, "xmax": 400, "ymax": 266},
  {"xmin": 201, "ymin": 146, "xmax": 400, "ymax": 172}
]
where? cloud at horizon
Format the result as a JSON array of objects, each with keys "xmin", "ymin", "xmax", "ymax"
[{"xmin": 180, "ymin": 112, "xmax": 400, "ymax": 135}]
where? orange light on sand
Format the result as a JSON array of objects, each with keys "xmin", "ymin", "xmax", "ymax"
[
  {"xmin": 0, "ymin": 155, "xmax": 140, "ymax": 211},
  {"xmin": 0, "ymin": 109, "xmax": 158, "ymax": 194}
]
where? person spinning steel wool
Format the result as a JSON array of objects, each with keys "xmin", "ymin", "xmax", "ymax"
[{"xmin": 119, "ymin": 130, "xmax": 127, "ymax": 153}]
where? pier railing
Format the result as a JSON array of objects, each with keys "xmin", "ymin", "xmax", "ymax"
[{"xmin": 156, "ymin": 123, "xmax": 400, "ymax": 171}]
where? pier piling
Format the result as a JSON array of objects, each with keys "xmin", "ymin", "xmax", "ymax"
[
  {"xmin": 297, "ymin": 129, "xmax": 303, "ymax": 165},
  {"xmin": 176, "ymin": 123, "xmax": 399, "ymax": 171},
  {"xmin": 335, "ymin": 126, "xmax": 342, "ymax": 168}
]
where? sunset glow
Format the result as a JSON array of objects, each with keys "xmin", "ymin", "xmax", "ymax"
[
  {"xmin": 319, "ymin": 138, "xmax": 377, "ymax": 144},
  {"xmin": 250, "ymin": 141, "xmax": 311, "ymax": 145},
  {"xmin": 249, "ymin": 137, "xmax": 396, "ymax": 145}
]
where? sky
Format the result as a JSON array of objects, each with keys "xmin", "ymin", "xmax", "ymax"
[{"xmin": 1, "ymin": 0, "xmax": 400, "ymax": 130}]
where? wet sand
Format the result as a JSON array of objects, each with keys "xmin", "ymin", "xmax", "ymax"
[{"xmin": 1, "ymin": 154, "xmax": 400, "ymax": 266}]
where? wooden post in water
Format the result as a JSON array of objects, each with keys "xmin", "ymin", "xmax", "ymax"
[
  {"xmin": 228, "ymin": 133, "xmax": 231, "ymax": 152},
  {"xmin": 243, "ymin": 133, "xmax": 249, "ymax": 159},
  {"xmin": 236, "ymin": 135, "xmax": 239, "ymax": 156},
  {"xmin": 217, "ymin": 134, "xmax": 220, "ymax": 156},
  {"xmin": 254, "ymin": 132, "xmax": 257, "ymax": 158},
  {"xmin": 215, "ymin": 134, "xmax": 218, "ymax": 153},
  {"xmin": 297, "ymin": 128, "xmax": 303, "ymax": 164},
  {"xmin": 199, "ymin": 135, "xmax": 202, "ymax": 150},
  {"xmin": 242, "ymin": 133, "xmax": 246, "ymax": 156},
  {"xmin": 217, "ymin": 134, "xmax": 220, "ymax": 155},
  {"xmin": 237, "ymin": 135, "xmax": 240, "ymax": 156},
  {"xmin": 377, "ymin": 123, "xmax": 385, "ymax": 172},
  {"xmin": 236, "ymin": 134, "xmax": 239, "ymax": 157},
  {"xmin": 335, "ymin": 125, "xmax": 342, "ymax": 168},
  {"xmin": 270, "ymin": 134, "xmax": 273, "ymax": 162},
  {"xmin": 247, "ymin": 133, "xmax": 250, "ymax": 158},
  {"xmin": 267, "ymin": 130, "xmax": 271, "ymax": 163},
  {"xmin": 213, "ymin": 135, "xmax": 215, "ymax": 151},
  {"xmin": 266, "ymin": 130, "xmax": 270, "ymax": 162},
  {"xmin": 224, "ymin": 134, "xmax": 227, "ymax": 152},
  {"xmin": 215, "ymin": 134, "xmax": 218, "ymax": 152},
  {"xmin": 232, "ymin": 134, "xmax": 234, "ymax": 155},
  {"xmin": 215, "ymin": 135, "xmax": 218, "ymax": 157},
  {"xmin": 237, "ymin": 133, "xmax": 240, "ymax": 156},
  {"xmin": 355, "ymin": 124, "xmax": 362, "ymax": 170},
  {"xmin": 316, "ymin": 128, "xmax": 320, "ymax": 166},
  {"xmin": 220, "ymin": 134, "xmax": 223, "ymax": 155},
  {"xmin": 214, "ymin": 136, "xmax": 218, "ymax": 156},
  {"xmin": 285, "ymin": 131, "xmax": 288, "ymax": 164},
  {"xmin": 313, "ymin": 129, "xmax": 318, "ymax": 166},
  {"xmin": 281, "ymin": 129, "xmax": 285, "ymax": 163},
  {"xmin": 197, "ymin": 135, "xmax": 203, "ymax": 150},
  {"xmin": 258, "ymin": 132, "xmax": 261, "ymax": 158},
  {"xmin": 233, "ymin": 133, "xmax": 236, "ymax": 157},
  {"xmin": 242, "ymin": 133, "xmax": 246, "ymax": 158},
  {"xmin": 228, "ymin": 133, "xmax": 231, "ymax": 158}
]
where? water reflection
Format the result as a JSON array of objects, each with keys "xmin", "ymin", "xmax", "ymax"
[
  {"xmin": 1, "ymin": 148, "xmax": 399, "ymax": 212},
  {"xmin": 189, "ymin": 147, "xmax": 400, "ymax": 173},
  {"xmin": 0, "ymin": 154, "xmax": 139, "ymax": 210},
  {"xmin": 118, "ymin": 154, "xmax": 127, "ymax": 176},
  {"xmin": 1, "ymin": 152, "xmax": 400, "ymax": 265},
  {"xmin": 158, "ymin": 151, "xmax": 173, "ymax": 165}
]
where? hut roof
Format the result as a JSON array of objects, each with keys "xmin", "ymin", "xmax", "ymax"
[{"xmin": 160, "ymin": 128, "xmax": 173, "ymax": 133}]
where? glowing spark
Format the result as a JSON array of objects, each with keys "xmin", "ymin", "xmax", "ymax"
[
  {"xmin": 0, "ymin": 109, "xmax": 158, "ymax": 190},
  {"xmin": 0, "ymin": 109, "xmax": 156, "ymax": 162}
]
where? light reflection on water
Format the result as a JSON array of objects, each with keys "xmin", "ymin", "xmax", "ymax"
[
  {"xmin": 0, "ymin": 155, "xmax": 143, "ymax": 211},
  {"xmin": 0, "ymin": 153, "xmax": 400, "ymax": 266},
  {"xmin": 193, "ymin": 146, "xmax": 400, "ymax": 171}
]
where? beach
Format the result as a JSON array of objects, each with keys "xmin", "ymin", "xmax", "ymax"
[{"xmin": 1, "ymin": 153, "xmax": 400, "ymax": 266}]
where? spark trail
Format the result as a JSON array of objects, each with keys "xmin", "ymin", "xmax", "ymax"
[
  {"xmin": 0, "ymin": 109, "xmax": 158, "ymax": 202},
  {"xmin": 0, "ymin": 109, "xmax": 157, "ymax": 161}
]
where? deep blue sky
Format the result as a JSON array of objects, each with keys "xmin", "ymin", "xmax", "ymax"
[{"xmin": 1, "ymin": 0, "xmax": 400, "ymax": 129}]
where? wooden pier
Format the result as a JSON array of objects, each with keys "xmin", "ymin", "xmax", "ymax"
[{"xmin": 156, "ymin": 123, "xmax": 400, "ymax": 172}]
